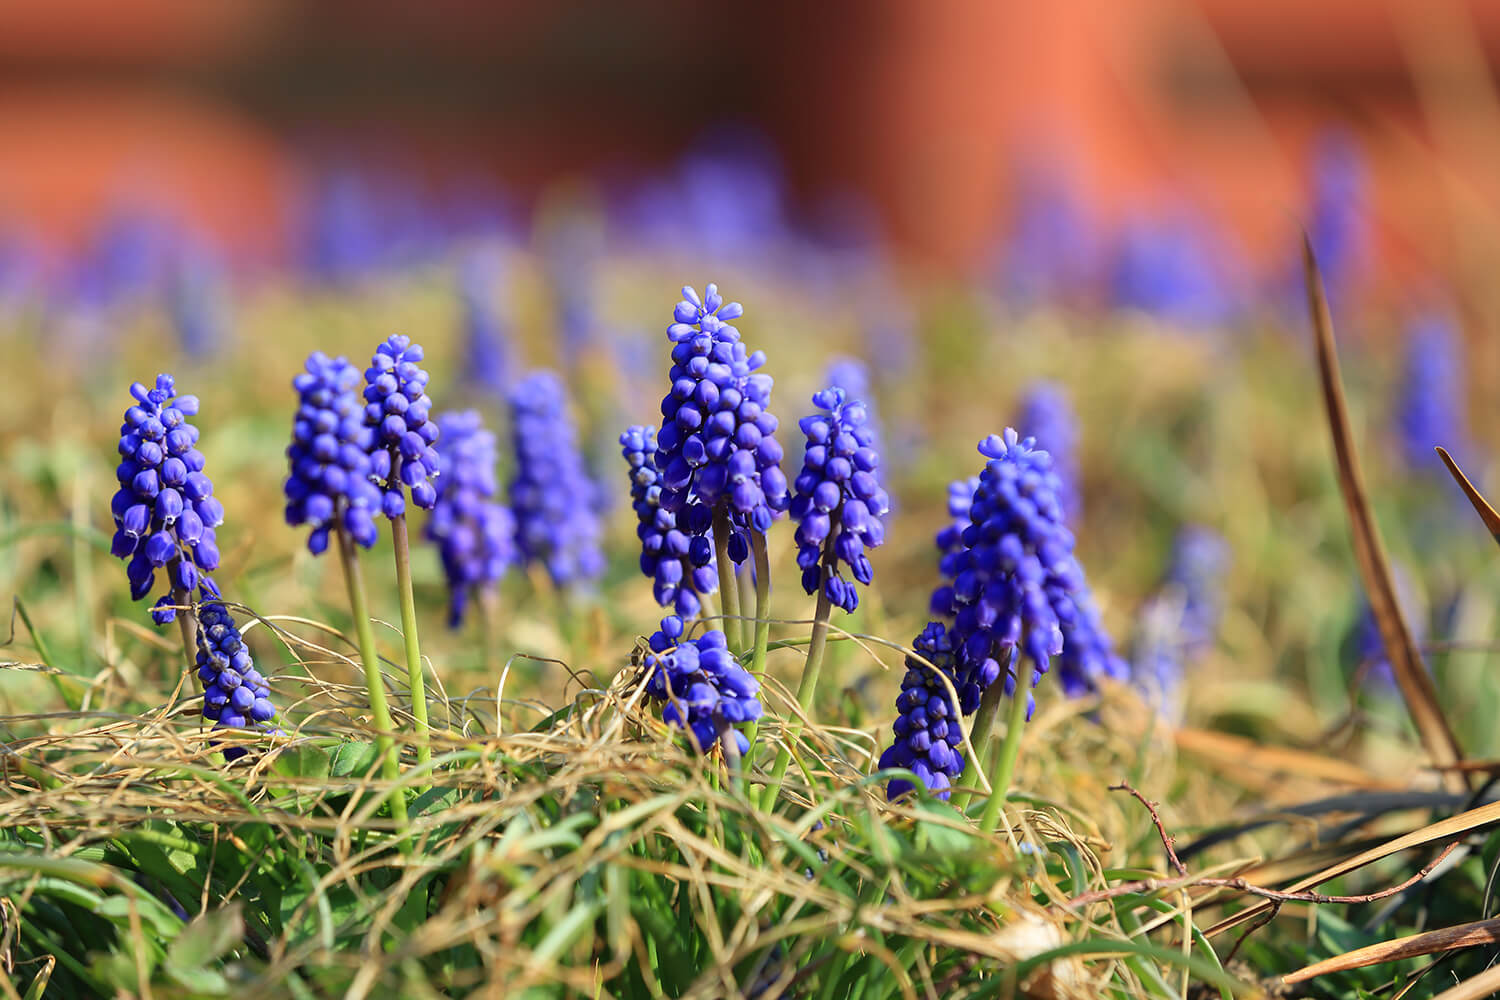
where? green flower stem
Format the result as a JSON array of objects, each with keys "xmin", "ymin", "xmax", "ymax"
[
  {"xmin": 760, "ymin": 542, "xmax": 836, "ymax": 811},
  {"xmin": 736, "ymin": 564, "xmax": 755, "ymax": 650},
  {"xmin": 712, "ymin": 506, "xmax": 744, "ymax": 652},
  {"xmin": 335, "ymin": 523, "xmax": 410, "ymax": 837},
  {"xmin": 980, "ymin": 665, "xmax": 1034, "ymax": 834},
  {"xmin": 949, "ymin": 677, "xmax": 1006, "ymax": 812},
  {"xmin": 170, "ymin": 586, "xmax": 199, "ymax": 689},
  {"xmin": 390, "ymin": 513, "xmax": 432, "ymax": 774},
  {"xmin": 739, "ymin": 531, "xmax": 773, "ymax": 754}
]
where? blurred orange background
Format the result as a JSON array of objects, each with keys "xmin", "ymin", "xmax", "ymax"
[{"xmin": 4, "ymin": 0, "xmax": 1500, "ymax": 281}]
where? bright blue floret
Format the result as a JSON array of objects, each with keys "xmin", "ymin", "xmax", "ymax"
[
  {"xmin": 508, "ymin": 371, "xmax": 605, "ymax": 587},
  {"xmin": 656, "ymin": 284, "xmax": 789, "ymax": 564},
  {"xmin": 195, "ymin": 601, "xmax": 276, "ymax": 759},
  {"xmin": 363, "ymin": 335, "xmax": 441, "ymax": 519},
  {"xmin": 1016, "ymin": 381, "xmax": 1079, "ymax": 519},
  {"xmin": 789, "ymin": 386, "xmax": 891, "ymax": 613},
  {"xmin": 935, "ymin": 429, "xmax": 1112, "ymax": 717},
  {"xmin": 878, "ymin": 622, "xmax": 967, "ymax": 800},
  {"xmin": 622, "ymin": 425, "xmax": 718, "ymax": 618},
  {"xmin": 641, "ymin": 615, "xmax": 762, "ymax": 755},
  {"xmin": 1398, "ymin": 313, "xmax": 1469, "ymax": 477},
  {"xmin": 427, "ymin": 411, "xmax": 517, "ymax": 627},
  {"xmin": 284, "ymin": 353, "xmax": 383, "ymax": 554},
  {"xmin": 110, "ymin": 374, "xmax": 224, "ymax": 623}
]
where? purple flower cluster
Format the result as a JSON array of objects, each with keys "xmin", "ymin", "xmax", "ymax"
[
  {"xmin": 1016, "ymin": 382, "xmax": 1079, "ymax": 519},
  {"xmin": 622, "ymin": 425, "xmax": 718, "ymax": 618},
  {"xmin": 284, "ymin": 353, "xmax": 383, "ymax": 553},
  {"xmin": 1132, "ymin": 527, "xmax": 1229, "ymax": 709},
  {"xmin": 508, "ymin": 371, "xmax": 605, "ymax": 587},
  {"xmin": 459, "ymin": 250, "xmax": 510, "ymax": 395},
  {"xmin": 427, "ymin": 411, "xmax": 517, "ymax": 627},
  {"xmin": 933, "ymin": 429, "xmax": 1102, "ymax": 716},
  {"xmin": 1398, "ymin": 313, "xmax": 1469, "ymax": 477},
  {"xmin": 641, "ymin": 615, "xmax": 762, "ymax": 755},
  {"xmin": 932, "ymin": 476, "xmax": 980, "ymax": 613},
  {"xmin": 1054, "ymin": 591, "xmax": 1129, "ymax": 697},
  {"xmin": 877, "ymin": 622, "xmax": 966, "ymax": 800},
  {"xmin": 363, "ymin": 335, "xmax": 440, "ymax": 517},
  {"xmin": 789, "ymin": 387, "xmax": 890, "ymax": 612},
  {"xmin": 196, "ymin": 601, "xmax": 276, "ymax": 758},
  {"xmin": 656, "ymin": 284, "xmax": 788, "ymax": 563},
  {"xmin": 110, "ymin": 374, "xmax": 223, "ymax": 623}
]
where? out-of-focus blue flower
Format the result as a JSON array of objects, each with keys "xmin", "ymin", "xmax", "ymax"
[
  {"xmin": 1306, "ymin": 129, "xmax": 1367, "ymax": 304},
  {"xmin": 1054, "ymin": 590, "xmax": 1128, "ymax": 697},
  {"xmin": 933, "ymin": 476, "xmax": 980, "ymax": 616},
  {"xmin": 1397, "ymin": 312, "xmax": 1470, "ymax": 477},
  {"xmin": 167, "ymin": 244, "xmax": 230, "ymax": 360},
  {"xmin": 789, "ymin": 387, "xmax": 890, "ymax": 613},
  {"xmin": 110, "ymin": 375, "xmax": 223, "ymax": 622},
  {"xmin": 877, "ymin": 622, "xmax": 966, "ymax": 800},
  {"xmin": 622, "ymin": 425, "xmax": 718, "ymax": 618},
  {"xmin": 427, "ymin": 411, "xmax": 517, "ymax": 627},
  {"xmin": 364, "ymin": 335, "xmax": 441, "ymax": 518},
  {"xmin": 1015, "ymin": 382, "xmax": 1079, "ymax": 519},
  {"xmin": 1131, "ymin": 526, "xmax": 1230, "ymax": 711},
  {"xmin": 458, "ymin": 249, "xmax": 511, "ymax": 395},
  {"xmin": 508, "ymin": 371, "xmax": 605, "ymax": 587},
  {"xmin": 656, "ymin": 284, "xmax": 789, "ymax": 563},
  {"xmin": 195, "ymin": 601, "xmax": 276, "ymax": 758},
  {"xmin": 72, "ymin": 206, "xmax": 171, "ymax": 312},
  {"xmin": 998, "ymin": 156, "xmax": 1095, "ymax": 307},
  {"xmin": 301, "ymin": 172, "xmax": 382, "ymax": 284},
  {"xmin": 1351, "ymin": 565, "xmax": 1425, "ymax": 692},
  {"xmin": 934, "ymin": 430, "xmax": 1110, "ymax": 717},
  {"xmin": 285, "ymin": 353, "xmax": 384, "ymax": 554},
  {"xmin": 641, "ymin": 615, "xmax": 762, "ymax": 755},
  {"xmin": 1109, "ymin": 209, "xmax": 1236, "ymax": 326}
]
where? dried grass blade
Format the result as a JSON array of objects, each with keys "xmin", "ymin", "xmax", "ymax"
[
  {"xmin": 1436, "ymin": 446, "xmax": 1500, "ymax": 546},
  {"xmin": 1282, "ymin": 915, "xmax": 1500, "ymax": 984},
  {"xmin": 1302, "ymin": 239, "xmax": 1466, "ymax": 788},
  {"xmin": 1430, "ymin": 963, "xmax": 1500, "ymax": 1000},
  {"xmin": 1206, "ymin": 796, "xmax": 1500, "ymax": 938}
]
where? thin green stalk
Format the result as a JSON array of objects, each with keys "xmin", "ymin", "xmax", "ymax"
[
  {"xmin": 712, "ymin": 506, "xmax": 744, "ymax": 651},
  {"xmin": 950, "ymin": 679, "xmax": 1006, "ymax": 811},
  {"xmin": 760, "ymin": 544, "xmax": 836, "ymax": 811},
  {"xmin": 736, "ymin": 562, "xmax": 755, "ymax": 650},
  {"xmin": 390, "ymin": 514, "xmax": 432, "ymax": 773},
  {"xmin": 335, "ymin": 523, "xmax": 410, "ymax": 836},
  {"xmin": 980, "ymin": 664, "xmax": 1034, "ymax": 834},
  {"xmin": 740, "ymin": 531, "xmax": 773, "ymax": 753},
  {"xmin": 71, "ymin": 468, "xmax": 94, "ymax": 672}
]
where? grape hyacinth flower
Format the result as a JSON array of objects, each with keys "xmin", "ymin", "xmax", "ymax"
[
  {"xmin": 1015, "ymin": 382, "xmax": 1079, "ymax": 519},
  {"xmin": 509, "ymin": 371, "xmax": 605, "ymax": 587},
  {"xmin": 622, "ymin": 425, "xmax": 718, "ymax": 618},
  {"xmin": 284, "ymin": 352, "xmax": 383, "ymax": 554},
  {"xmin": 877, "ymin": 622, "xmax": 967, "ymax": 800},
  {"xmin": 110, "ymin": 374, "xmax": 223, "ymax": 624},
  {"xmin": 640, "ymin": 615, "xmax": 762, "ymax": 756},
  {"xmin": 1397, "ymin": 312, "xmax": 1470, "ymax": 478},
  {"xmin": 363, "ymin": 335, "xmax": 440, "ymax": 517},
  {"xmin": 789, "ymin": 387, "xmax": 890, "ymax": 613},
  {"xmin": 426, "ymin": 411, "xmax": 517, "ymax": 627},
  {"xmin": 1132, "ymin": 526, "xmax": 1229, "ymax": 712},
  {"xmin": 932, "ymin": 476, "xmax": 981, "ymax": 614},
  {"xmin": 458, "ymin": 250, "xmax": 511, "ymax": 395},
  {"xmin": 656, "ymin": 284, "xmax": 789, "ymax": 562},
  {"xmin": 936, "ymin": 430, "xmax": 1111, "ymax": 828},
  {"xmin": 1306, "ymin": 129, "xmax": 1367, "ymax": 306},
  {"xmin": 196, "ymin": 602, "xmax": 276, "ymax": 759},
  {"xmin": 1351, "ymin": 565, "xmax": 1425, "ymax": 692}
]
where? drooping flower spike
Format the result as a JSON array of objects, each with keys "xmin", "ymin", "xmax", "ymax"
[
  {"xmin": 640, "ymin": 615, "xmax": 762, "ymax": 756},
  {"xmin": 508, "ymin": 371, "xmax": 605, "ymax": 587},
  {"xmin": 284, "ymin": 352, "xmax": 384, "ymax": 554},
  {"xmin": 656, "ymin": 283, "xmax": 789, "ymax": 563},
  {"xmin": 789, "ymin": 386, "xmax": 890, "ymax": 613},
  {"xmin": 110, "ymin": 374, "xmax": 224, "ymax": 623},
  {"xmin": 363, "ymin": 335, "xmax": 441, "ymax": 518},
  {"xmin": 195, "ymin": 601, "xmax": 276, "ymax": 759},
  {"xmin": 426, "ymin": 411, "xmax": 517, "ymax": 627},
  {"xmin": 622, "ymin": 425, "xmax": 718, "ymax": 618},
  {"xmin": 878, "ymin": 622, "xmax": 966, "ymax": 800}
]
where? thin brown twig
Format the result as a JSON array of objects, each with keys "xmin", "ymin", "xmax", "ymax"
[{"xmin": 1111, "ymin": 782, "xmax": 1187, "ymax": 876}]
